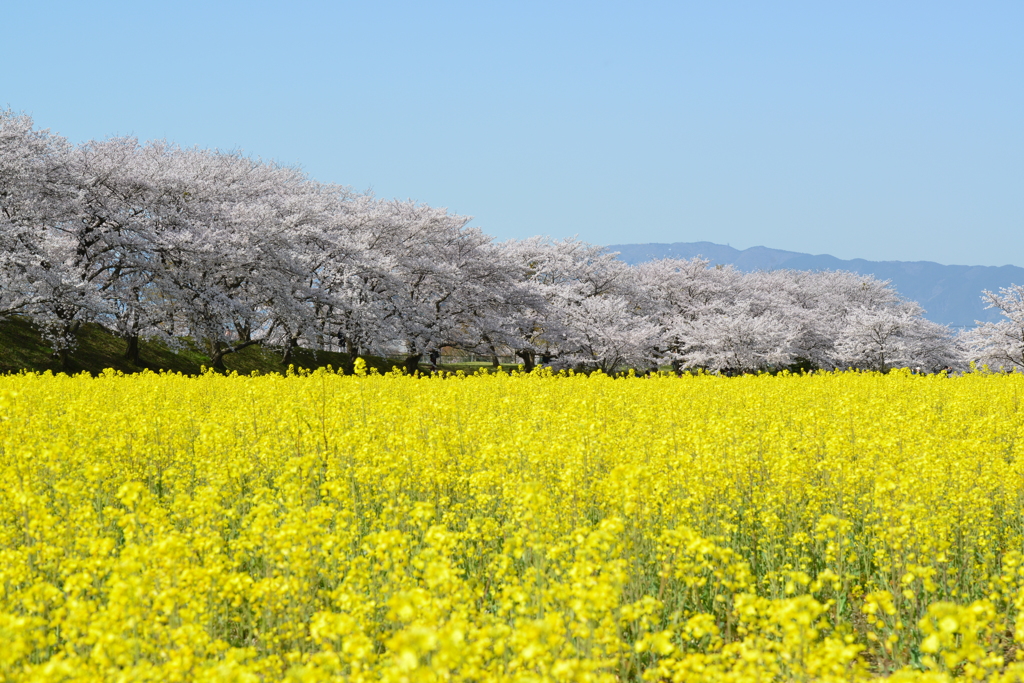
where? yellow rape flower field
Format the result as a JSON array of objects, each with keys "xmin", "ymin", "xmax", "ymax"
[{"xmin": 3, "ymin": 367, "xmax": 1024, "ymax": 683}]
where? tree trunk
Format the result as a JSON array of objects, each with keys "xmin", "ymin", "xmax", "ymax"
[
  {"xmin": 281, "ymin": 337, "xmax": 297, "ymax": 365},
  {"xmin": 51, "ymin": 320, "xmax": 82, "ymax": 372},
  {"xmin": 207, "ymin": 338, "xmax": 260, "ymax": 372},
  {"xmin": 124, "ymin": 334, "xmax": 141, "ymax": 365},
  {"xmin": 402, "ymin": 353, "xmax": 422, "ymax": 375},
  {"xmin": 209, "ymin": 346, "xmax": 228, "ymax": 372},
  {"xmin": 516, "ymin": 349, "xmax": 536, "ymax": 372}
]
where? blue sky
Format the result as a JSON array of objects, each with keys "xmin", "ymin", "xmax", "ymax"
[{"xmin": 4, "ymin": 1, "xmax": 1022, "ymax": 266}]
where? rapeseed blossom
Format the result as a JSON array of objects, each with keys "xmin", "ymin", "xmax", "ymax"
[{"xmin": 1, "ymin": 367, "xmax": 1024, "ymax": 681}]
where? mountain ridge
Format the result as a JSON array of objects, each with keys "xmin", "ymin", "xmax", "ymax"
[{"xmin": 607, "ymin": 241, "xmax": 1024, "ymax": 328}]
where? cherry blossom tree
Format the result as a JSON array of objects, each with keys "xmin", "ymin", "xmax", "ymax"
[
  {"xmin": 144, "ymin": 147, "xmax": 338, "ymax": 370},
  {"xmin": 500, "ymin": 237, "xmax": 652, "ymax": 371},
  {"xmin": 639, "ymin": 260, "xmax": 754, "ymax": 371},
  {"xmin": 557, "ymin": 293, "xmax": 660, "ymax": 373},
  {"xmin": 0, "ymin": 110, "xmax": 53, "ymax": 319},
  {"xmin": 835, "ymin": 301, "xmax": 958, "ymax": 372},
  {"xmin": 636, "ymin": 263, "xmax": 960, "ymax": 373},
  {"xmin": 341, "ymin": 200, "xmax": 528, "ymax": 373},
  {"xmin": 962, "ymin": 285, "xmax": 1024, "ymax": 371},
  {"xmin": 0, "ymin": 110, "xmax": 91, "ymax": 366},
  {"xmin": 45, "ymin": 137, "xmax": 195, "ymax": 364},
  {"xmin": 674, "ymin": 305, "xmax": 796, "ymax": 373},
  {"xmin": 0, "ymin": 111, "xmax": 970, "ymax": 375}
]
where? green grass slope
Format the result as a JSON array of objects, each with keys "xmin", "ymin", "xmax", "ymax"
[{"xmin": 0, "ymin": 317, "xmax": 402, "ymax": 376}]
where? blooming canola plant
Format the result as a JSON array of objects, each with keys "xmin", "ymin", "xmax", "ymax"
[{"xmin": 2, "ymin": 367, "xmax": 1024, "ymax": 681}]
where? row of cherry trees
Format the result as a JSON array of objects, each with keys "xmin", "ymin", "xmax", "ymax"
[{"xmin": 1, "ymin": 110, "xmax": 1020, "ymax": 373}]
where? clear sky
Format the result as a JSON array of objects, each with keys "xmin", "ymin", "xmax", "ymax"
[{"xmin": 4, "ymin": 1, "xmax": 1022, "ymax": 266}]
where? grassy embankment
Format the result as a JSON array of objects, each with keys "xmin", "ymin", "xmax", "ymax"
[{"xmin": 0, "ymin": 317, "xmax": 422, "ymax": 376}]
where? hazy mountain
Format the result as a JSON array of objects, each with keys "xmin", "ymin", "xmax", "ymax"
[{"xmin": 608, "ymin": 241, "xmax": 1024, "ymax": 328}]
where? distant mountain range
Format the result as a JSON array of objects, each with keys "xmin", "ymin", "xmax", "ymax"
[{"xmin": 608, "ymin": 241, "xmax": 1024, "ymax": 329}]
